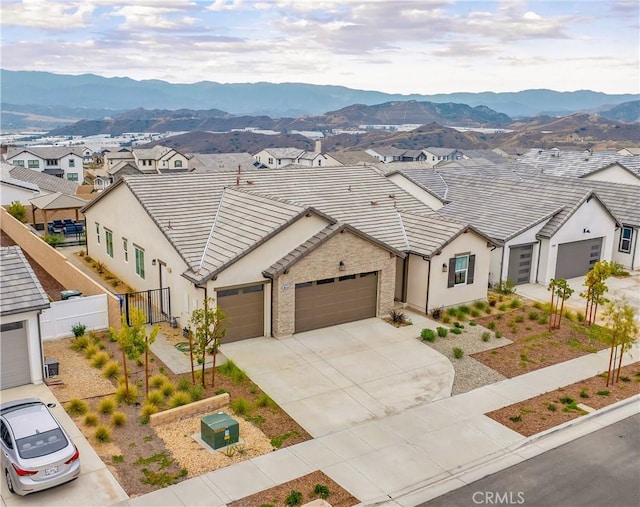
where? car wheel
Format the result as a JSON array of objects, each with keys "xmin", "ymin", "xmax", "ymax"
[{"xmin": 5, "ymin": 469, "xmax": 15, "ymax": 494}]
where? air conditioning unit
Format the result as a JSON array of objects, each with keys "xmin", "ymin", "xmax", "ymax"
[{"xmin": 44, "ymin": 358, "xmax": 59, "ymax": 377}]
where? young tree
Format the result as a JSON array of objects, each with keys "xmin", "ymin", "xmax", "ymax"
[
  {"xmin": 548, "ymin": 278, "xmax": 574, "ymax": 330},
  {"xmin": 189, "ymin": 297, "xmax": 226, "ymax": 388},
  {"xmin": 7, "ymin": 201, "xmax": 27, "ymax": 222},
  {"xmin": 603, "ymin": 298, "xmax": 638, "ymax": 386},
  {"xmin": 109, "ymin": 307, "xmax": 158, "ymax": 399},
  {"xmin": 580, "ymin": 261, "xmax": 612, "ymax": 325}
]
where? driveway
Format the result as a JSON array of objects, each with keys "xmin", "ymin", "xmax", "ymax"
[
  {"xmin": 220, "ymin": 313, "xmax": 453, "ymax": 437},
  {"xmin": 0, "ymin": 384, "xmax": 127, "ymax": 507}
]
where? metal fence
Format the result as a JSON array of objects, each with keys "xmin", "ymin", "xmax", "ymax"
[{"xmin": 120, "ymin": 288, "xmax": 171, "ymax": 326}]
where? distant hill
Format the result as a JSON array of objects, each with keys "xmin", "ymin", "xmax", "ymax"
[
  {"xmin": 597, "ymin": 100, "xmax": 640, "ymax": 123},
  {"xmin": 2, "ymin": 69, "xmax": 638, "ymax": 120}
]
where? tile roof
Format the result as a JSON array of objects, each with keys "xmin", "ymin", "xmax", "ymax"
[
  {"xmin": 424, "ymin": 147, "xmax": 459, "ymax": 156},
  {"xmin": 8, "ymin": 165, "xmax": 79, "ymax": 195},
  {"xmin": 327, "ymin": 150, "xmax": 378, "ymax": 166},
  {"xmin": 5, "ymin": 146, "xmax": 84, "ymax": 160},
  {"xmin": 460, "ymin": 149, "xmax": 509, "ymax": 163},
  {"xmin": 0, "ymin": 246, "xmax": 50, "ymax": 316},
  {"xmin": 30, "ymin": 192, "xmax": 89, "ymax": 210},
  {"xmin": 517, "ymin": 149, "xmax": 638, "ymax": 178},
  {"xmin": 260, "ymin": 148, "xmax": 305, "ymax": 159},
  {"xmin": 190, "ymin": 153, "xmax": 258, "ymax": 172},
  {"xmin": 0, "ymin": 163, "xmax": 39, "ymax": 192},
  {"xmin": 385, "ymin": 164, "xmax": 450, "ymax": 201},
  {"xmin": 88, "ymin": 165, "xmax": 468, "ymax": 282}
]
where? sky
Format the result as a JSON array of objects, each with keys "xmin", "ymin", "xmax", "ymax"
[{"xmin": 1, "ymin": 0, "xmax": 638, "ymax": 95}]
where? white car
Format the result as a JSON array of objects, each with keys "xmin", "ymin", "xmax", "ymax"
[{"xmin": 1, "ymin": 398, "xmax": 80, "ymax": 495}]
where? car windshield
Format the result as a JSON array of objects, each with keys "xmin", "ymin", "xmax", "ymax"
[{"xmin": 16, "ymin": 428, "xmax": 68, "ymax": 459}]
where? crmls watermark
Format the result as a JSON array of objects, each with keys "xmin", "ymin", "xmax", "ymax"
[{"xmin": 472, "ymin": 491, "xmax": 525, "ymax": 505}]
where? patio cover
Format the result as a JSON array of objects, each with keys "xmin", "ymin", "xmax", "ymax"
[{"xmin": 30, "ymin": 192, "xmax": 88, "ymax": 224}]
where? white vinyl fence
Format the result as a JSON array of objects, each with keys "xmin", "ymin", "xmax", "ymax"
[{"xmin": 40, "ymin": 294, "xmax": 109, "ymax": 340}]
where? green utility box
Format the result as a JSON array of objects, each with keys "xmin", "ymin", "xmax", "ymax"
[{"xmin": 201, "ymin": 412, "xmax": 239, "ymax": 450}]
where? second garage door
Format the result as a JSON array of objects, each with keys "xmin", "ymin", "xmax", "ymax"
[
  {"xmin": 1, "ymin": 321, "xmax": 31, "ymax": 390},
  {"xmin": 295, "ymin": 272, "xmax": 378, "ymax": 333},
  {"xmin": 555, "ymin": 237, "xmax": 603, "ymax": 280},
  {"xmin": 216, "ymin": 285, "xmax": 265, "ymax": 342}
]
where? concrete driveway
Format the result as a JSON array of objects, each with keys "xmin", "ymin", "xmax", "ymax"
[
  {"xmin": 0, "ymin": 384, "xmax": 127, "ymax": 507},
  {"xmin": 220, "ymin": 313, "xmax": 453, "ymax": 437}
]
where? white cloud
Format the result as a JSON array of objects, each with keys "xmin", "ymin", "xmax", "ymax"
[{"xmin": 1, "ymin": 0, "xmax": 96, "ymax": 30}]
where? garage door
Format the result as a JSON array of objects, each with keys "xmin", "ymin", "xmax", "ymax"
[
  {"xmin": 555, "ymin": 237, "xmax": 603, "ymax": 280},
  {"xmin": 295, "ymin": 272, "xmax": 378, "ymax": 333},
  {"xmin": 508, "ymin": 244, "xmax": 534, "ymax": 285},
  {"xmin": 1, "ymin": 321, "xmax": 31, "ymax": 390},
  {"xmin": 216, "ymin": 285, "xmax": 264, "ymax": 342}
]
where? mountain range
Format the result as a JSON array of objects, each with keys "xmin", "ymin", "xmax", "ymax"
[{"xmin": 1, "ymin": 69, "xmax": 638, "ymax": 126}]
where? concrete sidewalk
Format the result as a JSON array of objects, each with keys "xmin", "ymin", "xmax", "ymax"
[{"xmin": 119, "ymin": 338, "xmax": 639, "ymax": 507}]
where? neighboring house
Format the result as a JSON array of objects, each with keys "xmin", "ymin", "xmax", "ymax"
[
  {"xmin": 189, "ymin": 152, "xmax": 259, "ymax": 172},
  {"xmin": 327, "ymin": 150, "xmax": 379, "ymax": 166},
  {"xmin": 5, "ymin": 146, "xmax": 84, "ymax": 182},
  {"xmin": 0, "ymin": 162, "xmax": 40, "ymax": 205},
  {"xmin": 253, "ymin": 148, "xmax": 305, "ymax": 168},
  {"xmin": 365, "ymin": 147, "xmax": 406, "ymax": 163},
  {"xmin": 459, "ymin": 149, "xmax": 509, "ymax": 164},
  {"xmin": 103, "ymin": 150, "xmax": 134, "ymax": 171},
  {"xmin": 401, "ymin": 150, "xmax": 427, "ymax": 162},
  {"xmin": 86, "ymin": 161, "xmax": 143, "ymax": 191},
  {"xmin": 9, "ymin": 164, "xmax": 79, "ymax": 196},
  {"xmin": 617, "ymin": 147, "xmax": 640, "ymax": 156},
  {"xmin": 579, "ymin": 162, "xmax": 640, "ymax": 186},
  {"xmin": 517, "ymin": 148, "xmax": 637, "ymax": 182},
  {"xmin": 0, "ymin": 246, "xmax": 50, "ymax": 389},
  {"xmin": 81, "ymin": 166, "xmax": 495, "ymax": 341},
  {"xmin": 132, "ymin": 146, "xmax": 189, "ymax": 172},
  {"xmin": 386, "ymin": 167, "xmax": 620, "ymax": 286},
  {"xmin": 421, "ymin": 148, "xmax": 464, "ymax": 163}
]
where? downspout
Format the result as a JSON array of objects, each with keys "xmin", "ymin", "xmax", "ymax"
[
  {"xmin": 37, "ymin": 309, "xmax": 46, "ymax": 383},
  {"xmin": 425, "ymin": 258, "xmax": 431, "ymax": 315},
  {"xmin": 630, "ymin": 228, "xmax": 639, "ymax": 270},
  {"xmin": 499, "ymin": 245, "xmax": 506, "ymax": 286},
  {"xmin": 534, "ymin": 239, "xmax": 542, "ymax": 283}
]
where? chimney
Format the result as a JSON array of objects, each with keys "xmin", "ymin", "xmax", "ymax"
[{"xmin": 315, "ymin": 140, "xmax": 322, "ymax": 153}]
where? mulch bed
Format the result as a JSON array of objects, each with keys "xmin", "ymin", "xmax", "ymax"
[
  {"xmin": 487, "ymin": 362, "xmax": 640, "ymax": 436},
  {"xmin": 471, "ymin": 304, "xmax": 610, "ymax": 378}
]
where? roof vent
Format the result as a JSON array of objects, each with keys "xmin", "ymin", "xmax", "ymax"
[{"xmin": 370, "ymin": 200, "xmax": 378, "ymax": 206}]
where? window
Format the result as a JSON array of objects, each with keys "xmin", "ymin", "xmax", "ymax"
[
  {"xmin": 174, "ymin": 160, "xmax": 182, "ymax": 168},
  {"xmin": 12, "ymin": 160, "xmax": 24, "ymax": 167},
  {"xmin": 28, "ymin": 159, "xmax": 39, "ymax": 169},
  {"xmin": 135, "ymin": 246, "xmax": 145, "ymax": 279},
  {"xmin": 1, "ymin": 421, "xmax": 13, "ymax": 449},
  {"xmin": 95, "ymin": 222, "xmax": 101, "ymax": 244},
  {"xmin": 67, "ymin": 173, "xmax": 78, "ymax": 181},
  {"xmin": 447, "ymin": 254, "xmax": 476, "ymax": 288},
  {"xmin": 69, "ymin": 159, "xmax": 75, "ymax": 168},
  {"xmin": 45, "ymin": 159, "xmax": 58, "ymax": 166},
  {"xmin": 619, "ymin": 227, "xmax": 633, "ymax": 253},
  {"xmin": 123, "ymin": 238, "xmax": 129, "ymax": 262},
  {"xmin": 105, "ymin": 229, "xmax": 113, "ymax": 257}
]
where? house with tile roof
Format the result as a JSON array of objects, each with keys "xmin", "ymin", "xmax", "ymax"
[
  {"xmin": 82, "ymin": 166, "xmax": 495, "ymax": 340},
  {"xmin": 8, "ymin": 164, "xmax": 80, "ymax": 196},
  {"xmin": 132, "ymin": 145, "xmax": 189, "ymax": 172},
  {"xmin": 1, "ymin": 163, "xmax": 39, "ymax": 205},
  {"xmin": 365, "ymin": 147, "xmax": 407, "ymax": 163},
  {"xmin": 386, "ymin": 165, "xmax": 621, "ymax": 286},
  {"xmin": 0, "ymin": 246, "xmax": 50, "ymax": 389},
  {"xmin": 421, "ymin": 148, "xmax": 464, "ymax": 164},
  {"xmin": 5, "ymin": 146, "xmax": 84, "ymax": 182}
]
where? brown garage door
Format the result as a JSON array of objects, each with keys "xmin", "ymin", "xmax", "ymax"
[
  {"xmin": 295, "ymin": 272, "xmax": 378, "ymax": 333},
  {"xmin": 555, "ymin": 237, "xmax": 603, "ymax": 280},
  {"xmin": 217, "ymin": 284, "xmax": 264, "ymax": 342}
]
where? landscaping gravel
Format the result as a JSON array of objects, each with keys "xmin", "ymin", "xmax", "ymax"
[{"xmin": 419, "ymin": 323, "xmax": 512, "ymax": 395}]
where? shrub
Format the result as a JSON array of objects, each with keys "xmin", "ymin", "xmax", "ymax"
[
  {"xmin": 453, "ymin": 347, "xmax": 464, "ymax": 359},
  {"xmin": 43, "ymin": 234, "xmax": 65, "ymax": 246},
  {"xmin": 115, "ymin": 383, "xmax": 138, "ymax": 404},
  {"xmin": 559, "ymin": 396, "xmax": 575, "ymax": 405},
  {"xmin": 430, "ymin": 307, "xmax": 443, "ymax": 320},
  {"xmin": 485, "ymin": 307, "xmax": 493, "ymax": 314},
  {"xmin": 488, "ymin": 321, "xmax": 496, "ymax": 330},
  {"xmin": 528, "ymin": 311, "xmax": 539, "ymax": 321},
  {"xmin": 90, "ymin": 351, "xmax": 110, "ymax": 369},
  {"xmin": 98, "ymin": 397, "xmax": 116, "ymax": 415},
  {"xmin": 313, "ymin": 483, "xmax": 331, "ymax": 500},
  {"xmin": 149, "ymin": 374, "xmax": 169, "ymax": 389},
  {"xmin": 112, "ymin": 411, "xmax": 127, "ymax": 427},
  {"xmin": 442, "ymin": 315, "xmax": 451, "ymax": 324},
  {"xmin": 7, "ymin": 201, "xmax": 27, "ymax": 222},
  {"xmin": 71, "ymin": 322, "xmax": 87, "ymax": 338},
  {"xmin": 498, "ymin": 304, "xmax": 509, "ymax": 311},
  {"xmin": 71, "ymin": 335, "xmax": 90, "ymax": 351},
  {"xmin": 94, "ymin": 425, "xmax": 111, "ymax": 443},
  {"xmin": 389, "ymin": 309, "xmax": 408, "ymax": 325},
  {"xmin": 538, "ymin": 316, "xmax": 548, "ymax": 325},
  {"xmin": 495, "ymin": 331, "xmax": 503, "ymax": 339},
  {"xmin": 140, "ymin": 402, "xmax": 159, "ymax": 420},
  {"xmin": 546, "ymin": 403, "xmax": 557, "ymax": 412},
  {"xmin": 285, "ymin": 490, "xmax": 303, "ymax": 506},
  {"xmin": 102, "ymin": 360, "xmax": 121, "ymax": 379},
  {"xmin": 514, "ymin": 315, "xmax": 524, "ymax": 323},
  {"xmin": 168, "ymin": 392, "xmax": 191, "ymax": 408},
  {"xmin": 453, "ymin": 321, "xmax": 464, "ymax": 329},
  {"xmin": 255, "ymin": 393, "xmax": 276, "ymax": 409},
  {"xmin": 147, "ymin": 390, "xmax": 164, "ymax": 406},
  {"xmin": 473, "ymin": 300, "xmax": 487, "ymax": 310},
  {"xmin": 84, "ymin": 412, "xmax": 99, "ymax": 426},
  {"xmin": 496, "ymin": 313, "xmax": 503, "ymax": 320},
  {"xmin": 436, "ymin": 326, "xmax": 448, "ymax": 337},
  {"xmin": 160, "ymin": 382, "xmax": 175, "ymax": 398},
  {"xmin": 620, "ymin": 376, "xmax": 631, "ymax": 382},
  {"xmin": 66, "ymin": 398, "xmax": 89, "ymax": 416},
  {"xmin": 470, "ymin": 310, "xmax": 481, "ymax": 318},
  {"xmin": 420, "ymin": 328, "xmax": 437, "ymax": 342},
  {"xmin": 509, "ymin": 415, "xmax": 521, "ymax": 423},
  {"xmin": 610, "ymin": 261, "xmax": 629, "ymax": 277},
  {"xmin": 450, "ymin": 327, "xmax": 462, "ymax": 335},
  {"xmin": 596, "ymin": 390, "xmax": 610, "ymax": 396},
  {"xmin": 509, "ymin": 299, "xmax": 522, "ymax": 309},
  {"xmin": 580, "ymin": 389, "xmax": 590, "ymax": 399},
  {"xmin": 188, "ymin": 384, "xmax": 205, "ymax": 401},
  {"xmin": 481, "ymin": 332, "xmax": 491, "ymax": 342},
  {"xmin": 230, "ymin": 397, "xmax": 251, "ymax": 416},
  {"xmin": 496, "ymin": 279, "xmax": 516, "ymax": 295},
  {"xmin": 84, "ymin": 343, "xmax": 100, "ymax": 359},
  {"xmin": 458, "ymin": 305, "xmax": 471, "ymax": 315},
  {"xmin": 219, "ymin": 360, "xmax": 248, "ymax": 384},
  {"xmin": 446, "ymin": 307, "xmax": 460, "ymax": 317},
  {"xmin": 177, "ymin": 377, "xmax": 192, "ymax": 392}
]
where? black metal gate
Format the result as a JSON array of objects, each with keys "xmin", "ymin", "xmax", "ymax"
[{"xmin": 120, "ymin": 288, "xmax": 170, "ymax": 325}]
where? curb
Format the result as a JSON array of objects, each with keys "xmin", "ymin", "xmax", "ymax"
[{"xmin": 373, "ymin": 394, "xmax": 640, "ymax": 506}]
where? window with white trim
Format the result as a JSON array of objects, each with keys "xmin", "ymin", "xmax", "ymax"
[
  {"xmin": 174, "ymin": 160, "xmax": 182, "ymax": 168},
  {"xmin": 69, "ymin": 159, "xmax": 75, "ymax": 168},
  {"xmin": 123, "ymin": 238, "xmax": 128, "ymax": 262},
  {"xmin": 619, "ymin": 226, "xmax": 633, "ymax": 253},
  {"xmin": 105, "ymin": 229, "xmax": 113, "ymax": 257},
  {"xmin": 135, "ymin": 245, "xmax": 145, "ymax": 279},
  {"xmin": 95, "ymin": 222, "xmax": 100, "ymax": 244},
  {"xmin": 28, "ymin": 160, "xmax": 39, "ymax": 169},
  {"xmin": 454, "ymin": 255, "xmax": 469, "ymax": 285},
  {"xmin": 13, "ymin": 160, "xmax": 24, "ymax": 167}
]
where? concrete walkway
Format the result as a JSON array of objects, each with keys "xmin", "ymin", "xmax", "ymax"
[{"xmin": 116, "ymin": 321, "xmax": 639, "ymax": 507}]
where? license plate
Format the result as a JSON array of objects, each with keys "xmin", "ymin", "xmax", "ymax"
[{"xmin": 45, "ymin": 466, "xmax": 58, "ymax": 476}]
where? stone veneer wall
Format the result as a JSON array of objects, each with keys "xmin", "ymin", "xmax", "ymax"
[
  {"xmin": 149, "ymin": 393, "xmax": 229, "ymax": 427},
  {"xmin": 272, "ymin": 230, "xmax": 396, "ymax": 337}
]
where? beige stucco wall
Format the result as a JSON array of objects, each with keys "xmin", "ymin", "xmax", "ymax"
[
  {"xmin": 583, "ymin": 165, "xmax": 640, "ymax": 186},
  {"xmin": 406, "ymin": 254, "xmax": 429, "ymax": 312},
  {"xmin": 271, "ymin": 230, "xmax": 397, "ymax": 337},
  {"xmin": 0, "ymin": 208, "xmax": 121, "ymax": 329},
  {"xmin": 387, "ymin": 173, "xmax": 444, "ymax": 210}
]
